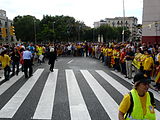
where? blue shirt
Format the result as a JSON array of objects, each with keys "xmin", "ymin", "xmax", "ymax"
[{"xmin": 23, "ymin": 50, "xmax": 32, "ymax": 60}]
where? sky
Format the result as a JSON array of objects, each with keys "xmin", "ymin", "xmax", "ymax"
[{"xmin": 0, "ymin": 0, "xmax": 143, "ymax": 27}]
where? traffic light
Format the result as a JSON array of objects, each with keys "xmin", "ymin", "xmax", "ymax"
[
  {"xmin": 10, "ymin": 26, "xmax": 15, "ymax": 36},
  {"xmin": 1, "ymin": 28, "xmax": 7, "ymax": 38}
]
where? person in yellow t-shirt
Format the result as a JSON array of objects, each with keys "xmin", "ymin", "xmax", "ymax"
[
  {"xmin": 132, "ymin": 48, "xmax": 142, "ymax": 74},
  {"xmin": 103, "ymin": 46, "xmax": 108, "ymax": 66},
  {"xmin": 107, "ymin": 46, "xmax": 113, "ymax": 68},
  {"xmin": 0, "ymin": 50, "xmax": 11, "ymax": 81},
  {"xmin": 143, "ymin": 50, "xmax": 154, "ymax": 79},
  {"xmin": 118, "ymin": 72, "xmax": 156, "ymax": 120},
  {"xmin": 99, "ymin": 45, "xmax": 105, "ymax": 63},
  {"xmin": 113, "ymin": 47, "xmax": 120, "ymax": 71}
]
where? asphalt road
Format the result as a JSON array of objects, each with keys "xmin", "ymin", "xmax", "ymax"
[{"xmin": 0, "ymin": 56, "xmax": 159, "ymax": 120}]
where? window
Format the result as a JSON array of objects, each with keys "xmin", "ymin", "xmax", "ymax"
[{"xmin": 5, "ymin": 22, "xmax": 7, "ymax": 27}]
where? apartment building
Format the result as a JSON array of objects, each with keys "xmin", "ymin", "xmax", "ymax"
[
  {"xmin": 94, "ymin": 17, "xmax": 138, "ymax": 41},
  {"xmin": 142, "ymin": 0, "xmax": 160, "ymax": 44},
  {"xmin": 0, "ymin": 9, "xmax": 17, "ymax": 43}
]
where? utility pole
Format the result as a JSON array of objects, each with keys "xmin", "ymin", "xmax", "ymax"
[
  {"xmin": 53, "ymin": 21, "xmax": 55, "ymax": 43},
  {"xmin": 122, "ymin": 0, "xmax": 125, "ymax": 43},
  {"xmin": 34, "ymin": 19, "xmax": 36, "ymax": 44}
]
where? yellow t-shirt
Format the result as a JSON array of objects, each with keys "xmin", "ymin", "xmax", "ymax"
[
  {"xmin": 38, "ymin": 47, "xmax": 43, "ymax": 55},
  {"xmin": 107, "ymin": 48, "xmax": 112, "ymax": 56},
  {"xmin": 104, "ymin": 48, "xmax": 108, "ymax": 56},
  {"xmin": 143, "ymin": 56, "xmax": 154, "ymax": 71},
  {"xmin": 0, "ymin": 54, "xmax": 11, "ymax": 68},
  {"xmin": 140, "ymin": 54, "xmax": 147, "ymax": 66},
  {"xmin": 119, "ymin": 93, "xmax": 147, "ymax": 115},
  {"xmin": 112, "ymin": 49, "xmax": 117, "ymax": 59}
]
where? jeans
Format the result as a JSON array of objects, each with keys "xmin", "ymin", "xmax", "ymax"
[{"xmin": 4, "ymin": 65, "xmax": 11, "ymax": 80}]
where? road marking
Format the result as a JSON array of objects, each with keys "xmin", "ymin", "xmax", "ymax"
[
  {"xmin": 0, "ymin": 72, "xmax": 23, "ymax": 96},
  {"xmin": 0, "ymin": 69, "xmax": 44, "ymax": 118},
  {"xmin": 66, "ymin": 69, "xmax": 91, "ymax": 120},
  {"xmin": 96, "ymin": 70, "xmax": 129, "ymax": 95},
  {"xmin": 67, "ymin": 59, "xmax": 73, "ymax": 64},
  {"xmin": 97, "ymin": 70, "xmax": 160, "ymax": 119},
  {"xmin": 33, "ymin": 69, "xmax": 58, "ymax": 119},
  {"xmin": 81, "ymin": 70, "xmax": 118, "ymax": 120}
]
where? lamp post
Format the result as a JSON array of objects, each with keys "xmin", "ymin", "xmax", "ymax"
[
  {"xmin": 122, "ymin": 0, "xmax": 125, "ymax": 43},
  {"xmin": 53, "ymin": 21, "xmax": 55, "ymax": 43},
  {"xmin": 33, "ymin": 19, "xmax": 36, "ymax": 44}
]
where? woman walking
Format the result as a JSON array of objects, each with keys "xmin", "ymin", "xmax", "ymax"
[{"xmin": 48, "ymin": 47, "xmax": 57, "ymax": 72}]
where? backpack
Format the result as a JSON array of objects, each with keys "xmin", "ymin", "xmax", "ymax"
[{"xmin": 125, "ymin": 91, "xmax": 155, "ymax": 119}]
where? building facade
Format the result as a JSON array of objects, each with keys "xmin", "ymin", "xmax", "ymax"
[
  {"xmin": 94, "ymin": 17, "xmax": 138, "ymax": 41},
  {"xmin": 0, "ymin": 9, "xmax": 17, "ymax": 43},
  {"xmin": 142, "ymin": 0, "xmax": 160, "ymax": 44}
]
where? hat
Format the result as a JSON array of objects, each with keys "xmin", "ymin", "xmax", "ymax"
[
  {"xmin": 50, "ymin": 48, "xmax": 54, "ymax": 52},
  {"xmin": 133, "ymin": 72, "xmax": 151, "ymax": 84}
]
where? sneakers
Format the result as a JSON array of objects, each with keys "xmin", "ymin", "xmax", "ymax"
[
  {"xmin": 125, "ymin": 76, "xmax": 128, "ymax": 78},
  {"xmin": 50, "ymin": 68, "xmax": 53, "ymax": 72}
]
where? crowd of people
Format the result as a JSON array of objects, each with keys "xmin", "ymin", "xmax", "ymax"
[
  {"xmin": 0, "ymin": 41, "xmax": 159, "ymax": 120},
  {"xmin": 0, "ymin": 43, "xmax": 56, "ymax": 80},
  {"xmin": 53, "ymin": 41, "xmax": 160, "ymax": 91},
  {"xmin": 0, "ymin": 41, "xmax": 159, "ymax": 91}
]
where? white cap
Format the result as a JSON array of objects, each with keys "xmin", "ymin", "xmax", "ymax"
[{"xmin": 50, "ymin": 48, "xmax": 54, "ymax": 52}]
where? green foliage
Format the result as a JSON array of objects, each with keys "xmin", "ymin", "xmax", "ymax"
[
  {"xmin": 93, "ymin": 25, "xmax": 131, "ymax": 43},
  {"xmin": 13, "ymin": 15, "xmax": 131, "ymax": 43},
  {"xmin": 13, "ymin": 15, "xmax": 38, "ymax": 43}
]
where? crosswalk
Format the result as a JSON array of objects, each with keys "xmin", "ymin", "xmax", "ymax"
[{"xmin": 0, "ymin": 68, "xmax": 160, "ymax": 120}]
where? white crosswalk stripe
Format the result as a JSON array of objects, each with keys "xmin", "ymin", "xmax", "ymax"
[
  {"xmin": 0, "ymin": 69, "xmax": 44, "ymax": 118},
  {"xmin": 33, "ymin": 69, "xmax": 58, "ymax": 119},
  {"xmin": 0, "ymin": 68, "xmax": 159, "ymax": 120},
  {"xmin": 0, "ymin": 71, "xmax": 24, "ymax": 96},
  {"xmin": 66, "ymin": 69, "xmax": 91, "ymax": 120},
  {"xmin": 97, "ymin": 70, "xmax": 160, "ymax": 119},
  {"xmin": 111, "ymin": 70, "xmax": 160, "ymax": 101},
  {"xmin": 81, "ymin": 70, "xmax": 118, "ymax": 120}
]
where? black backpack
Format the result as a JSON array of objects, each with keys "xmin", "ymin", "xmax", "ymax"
[{"xmin": 125, "ymin": 91, "xmax": 155, "ymax": 119}]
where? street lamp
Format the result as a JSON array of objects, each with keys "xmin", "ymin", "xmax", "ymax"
[
  {"xmin": 122, "ymin": 0, "xmax": 125, "ymax": 43},
  {"xmin": 33, "ymin": 19, "xmax": 36, "ymax": 44},
  {"xmin": 53, "ymin": 21, "xmax": 55, "ymax": 43}
]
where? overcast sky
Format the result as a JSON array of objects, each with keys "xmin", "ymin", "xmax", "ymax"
[{"xmin": 0, "ymin": 0, "xmax": 143, "ymax": 27}]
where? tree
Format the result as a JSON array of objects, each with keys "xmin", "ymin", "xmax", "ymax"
[
  {"xmin": 13, "ymin": 15, "xmax": 91, "ymax": 43},
  {"xmin": 13, "ymin": 15, "xmax": 39, "ymax": 43}
]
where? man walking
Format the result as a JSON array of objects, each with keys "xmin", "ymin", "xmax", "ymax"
[
  {"xmin": 23, "ymin": 47, "xmax": 33, "ymax": 78},
  {"xmin": 48, "ymin": 47, "xmax": 57, "ymax": 72},
  {"xmin": 11, "ymin": 48, "xmax": 20, "ymax": 76}
]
